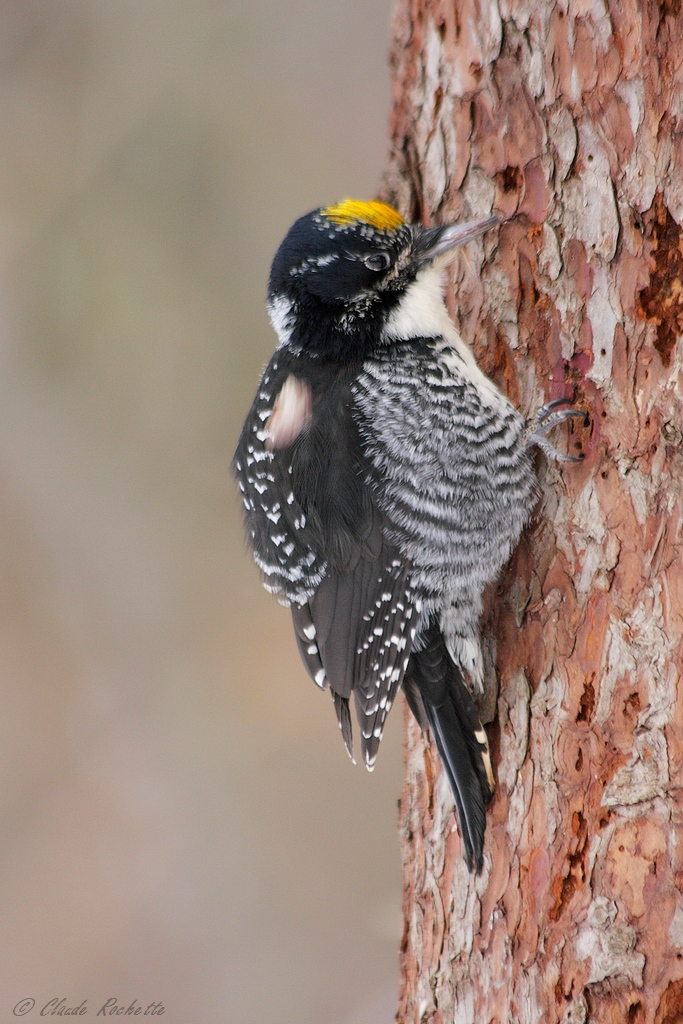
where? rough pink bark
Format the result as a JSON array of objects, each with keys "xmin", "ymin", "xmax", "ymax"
[{"xmin": 381, "ymin": 1, "xmax": 683, "ymax": 1021}]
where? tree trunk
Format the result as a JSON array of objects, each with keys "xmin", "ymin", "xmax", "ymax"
[{"xmin": 381, "ymin": 1, "xmax": 683, "ymax": 1021}]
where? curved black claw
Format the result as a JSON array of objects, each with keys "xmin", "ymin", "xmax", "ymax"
[
  {"xmin": 535, "ymin": 396, "xmax": 575, "ymax": 425},
  {"xmin": 539, "ymin": 407, "xmax": 585, "ymax": 432},
  {"xmin": 531, "ymin": 434, "xmax": 585, "ymax": 463}
]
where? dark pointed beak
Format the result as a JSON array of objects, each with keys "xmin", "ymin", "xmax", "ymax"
[{"xmin": 413, "ymin": 215, "xmax": 501, "ymax": 266}]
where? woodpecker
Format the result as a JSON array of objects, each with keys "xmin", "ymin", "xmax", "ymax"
[{"xmin": 234, "ymin": 199, "xmax": 577, "ymax": 872}]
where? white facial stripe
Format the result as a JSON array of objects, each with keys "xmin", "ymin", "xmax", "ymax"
[
  {"xmin": 268, "ymin": 294, "xmax": 295, "ymax": 346},
  {"xmin": 382, "ymin": 266, "xmax": 507, "ymax": 411},
  {"xmin": 383, "ymin": 266, "xmax": 451, "ymax": 342}
]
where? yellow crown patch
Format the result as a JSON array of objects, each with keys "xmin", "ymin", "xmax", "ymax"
[{"xmin": 321, "ymin": 199, "xmax": 404, "ymax": 233}]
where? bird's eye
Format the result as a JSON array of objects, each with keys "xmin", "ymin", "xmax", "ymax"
[{"xmin": 363, "ymin": 252, "xmax": 391, "ymax": 272}]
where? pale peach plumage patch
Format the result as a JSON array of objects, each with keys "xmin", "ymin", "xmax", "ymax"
[{"xmin": 265, "ymin": 375, "xmax": 313, "ymax": 450}]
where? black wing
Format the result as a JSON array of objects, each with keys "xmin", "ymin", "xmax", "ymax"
[
  {"xmin": 233, "ymin": 352, "xmax": 326, "ymax": 604},
  {"xmin": 234, "ymin": 349, "xmax": 416, "ymax": 768},
  {"xmin": 292, "ymin": 515, "xmax": 416, "ymax": 768}
]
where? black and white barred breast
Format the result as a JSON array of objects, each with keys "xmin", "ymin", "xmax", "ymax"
[{"xmin": 352, "ymin": 338, "xmax": 537, "ymax": 635}]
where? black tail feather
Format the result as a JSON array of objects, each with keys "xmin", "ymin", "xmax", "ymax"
[
  {"xmin": 407, "ymin": 621, "xmax": 493, "ymax": 873},
  {"xmin": 402, "ymin": 673, "xmax": 429, "ymax": 733},
  {"xmin": 332, "ymin": 690, "xmax": 355, "ymax": 763}
]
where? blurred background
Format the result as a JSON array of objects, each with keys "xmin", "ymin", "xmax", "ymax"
[{"xmin": 0, "ymin": 3, "xmax": 405, "ymax": 1022}]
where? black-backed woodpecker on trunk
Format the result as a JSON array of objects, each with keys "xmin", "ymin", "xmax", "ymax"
[{"xmin": 234, "ymin": 199, "xmax": 577, "ymax": 872}]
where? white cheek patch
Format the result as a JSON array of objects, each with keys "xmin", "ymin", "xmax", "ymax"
[
  {"xmin": 268, "ymin": 294, "xmax": 295, "ymax": 346},
  {"xmin": 265, "ymin": 375, "xmax": 313, "ymax": 450}
]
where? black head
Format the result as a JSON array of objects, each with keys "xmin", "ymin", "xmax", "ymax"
[{"xmin": 268, "ymin": 199, "xmax": 499, "ymax": 363}]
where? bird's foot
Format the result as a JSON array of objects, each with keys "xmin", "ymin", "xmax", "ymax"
[{"xmin": 527, "ymin": 397, "xmax": 586, "ymax": 463}]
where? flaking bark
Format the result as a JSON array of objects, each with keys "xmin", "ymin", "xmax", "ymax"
[{"xmin": 381, "ymin": 1, "xmax": 683, "ymax": 1021}]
